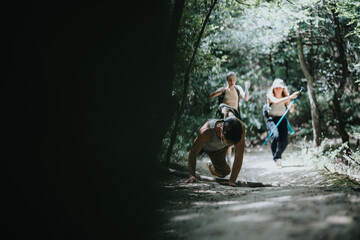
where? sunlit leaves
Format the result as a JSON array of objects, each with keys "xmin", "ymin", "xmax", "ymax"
[
  {"xmin": 206, "ymin": 0, "xmax": 320, "ymax": 56},
  {"xmin": 161, "ymin": 0, "xmax": 360, "ymax": 162},
  {"xmin": 325, "ymin": 0, "xmax": 360, "ymax": 39}
]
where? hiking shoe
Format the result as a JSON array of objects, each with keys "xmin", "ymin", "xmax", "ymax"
[
  {"xmin": 226, "ymin": 155, "xmax": 232, "ymax": 165},
  {"xmin": 275, "ymin": 159, "xmax": 282, "ymax": 167}
]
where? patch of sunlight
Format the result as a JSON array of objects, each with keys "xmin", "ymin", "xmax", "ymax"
[
  {"xmin": 171, "ymin": 213, "xmax": 200, "ymax": 222},
  {"xmin": 164, "ymin": 229, "xmax": 176, "ymax": 234},
  {"xmin": 180, "ymin": 183, "xmax": 212, "ymax": 188},
  {"xmin": 325, "ymin": 215, "xmax": 353, "ymax": 225},
  {"xmin": 226, "ymin": 201, "xmax": 277, "ymax": 211},
  {"xmin": 297, "ymin": 193, "xmax": 344, "ymax": 202},
  {"xmin": 348, "ymin": 196, "xmax": 360, "ymax": 203},
  {"xmin": 243, "ymin": 160, "xmax": 275, "ymax": 169},
  {"xmin": 198, "ymin": 175, "xmax": 215, "ymax": 181},
  {"xmin": 196, "ymin": 190, "xmax": 217, "ymax": 194},
  {"xmin": 311, "ymin": 221, "xmax": 328, "ymax": 229},
  {"xmin": 228, "ymin": 213, "xmax": 273, "ymax": 222},
  {"xmin": 266, "ymin": 195, "xmax": 292, "ymax": 202},
  {"xmin": 276, "ymin": 166, "xmax": 313, "ymax": 173},
  {"xmin": 217, "ymin": 200, "xmax": 243, "ymax": 205},
  {"xmin": 193, "ymin": 201, "xmax": 242, "ymax": 207}
]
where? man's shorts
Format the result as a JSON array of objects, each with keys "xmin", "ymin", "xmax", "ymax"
[{"xmin": 205, "ymin": 146, "xmax": 231, "ymax": 177}]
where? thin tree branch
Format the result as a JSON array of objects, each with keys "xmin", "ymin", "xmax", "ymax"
[{"xmin": 165, "ymin": 0, "xmax": 218, "ymax": 166}]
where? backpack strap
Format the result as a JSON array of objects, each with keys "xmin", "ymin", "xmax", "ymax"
[
  {"xmin": 217, "ymin": 93, "xmax": 225, "ymax": 118},
  {"xmin": 218, "ymin": 91, "xmax": 225, "ymax": 106},
  {"xmin": 234, "ymin": 85, "xmax": 241, "ymax": 100}
]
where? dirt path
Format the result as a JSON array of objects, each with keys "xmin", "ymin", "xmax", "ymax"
[{"xmin": 153, "ymin": 148, "xmax": 360, "ymax": 240}]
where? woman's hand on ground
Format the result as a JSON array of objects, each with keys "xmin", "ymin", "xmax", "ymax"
[{"xmin": 185, "ymin": 176, "xmax": 199, "ymax": 183}]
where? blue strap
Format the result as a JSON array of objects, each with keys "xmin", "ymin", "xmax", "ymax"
[{"xmin": 286, "ymin": 117, "xmax": 295, "ymax": 135}]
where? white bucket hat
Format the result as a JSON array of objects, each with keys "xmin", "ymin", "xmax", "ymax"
[{"xmin": 272, "ymin": 78, "xmax": 286, "ymax": 88}]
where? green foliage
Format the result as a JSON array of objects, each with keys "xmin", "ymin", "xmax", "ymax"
[
  {"xmin": 326, "ymin": 0, "xmax": 360, "ymax": 39},
  {"xmin": 284, "ymin": 138, "xmax": 360, "ymax": 182},
  {"xmin": 159, "ymin": 0, "xmax": 360, "ymax": 164}
]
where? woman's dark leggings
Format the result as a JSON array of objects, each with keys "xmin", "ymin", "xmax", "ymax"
[{"xmin": 266, "ymin": 116, "xmax": 288, "ymax": 162}]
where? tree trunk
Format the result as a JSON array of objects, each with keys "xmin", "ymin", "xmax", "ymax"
[
  {"xmin": 164, "ymin": 0, "xmax": 218, "ymax": 166},
  {"xmin": 329, "ymin": 3, "xmax": 350, "ymax": 143},
  {"xmin": 146, "ymin": 0, "xmax": 185, "ymax": 165},
  {"xmin": 296, "ymin": 34, "xmax": 322, "ymax": 147},
  {"xmin": 332, "ymin": 92, "xmax": 350, "ymax": 142}
]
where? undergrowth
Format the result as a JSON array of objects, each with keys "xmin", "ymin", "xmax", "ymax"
[{"xmin": 284, "ymin": 138, "xmax": 360, "ymax": 183}]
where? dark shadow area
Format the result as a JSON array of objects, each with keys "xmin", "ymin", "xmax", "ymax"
[{"xmin": 2, "ymin": 1, "xmax": 175, "ymax": 239}]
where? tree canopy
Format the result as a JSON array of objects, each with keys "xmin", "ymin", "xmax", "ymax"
[{"xmin": 159, "ymin": 0, "xmax": 360, "ymax": 163}]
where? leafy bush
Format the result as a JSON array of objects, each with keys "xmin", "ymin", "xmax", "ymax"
[{"xmin": 284, "ymin": 138, "xmax": 360, "ymax": 183}]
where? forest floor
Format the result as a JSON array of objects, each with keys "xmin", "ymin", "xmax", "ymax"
[{"xmin": 153, "ymin": 146, "xmax": 360, "ymax": 240}]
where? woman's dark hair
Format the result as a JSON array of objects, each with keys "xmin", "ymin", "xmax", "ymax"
[{"xmin": 222, "ymin": 116, "xmax": 242, "ymax": 144}]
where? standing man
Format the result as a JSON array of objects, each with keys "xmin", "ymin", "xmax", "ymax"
[
  {"xmin": 186, "ymin": 116, "xmax": 246, "ymax": 187},
  {"xmin": 210, "ymin": 72, "xmax": 250, "ymax": 163}
]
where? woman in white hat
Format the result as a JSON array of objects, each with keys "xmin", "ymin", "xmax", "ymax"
[{"xmin": 265, "ymin": 79, "xmax": 299, "ymax": 167}]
